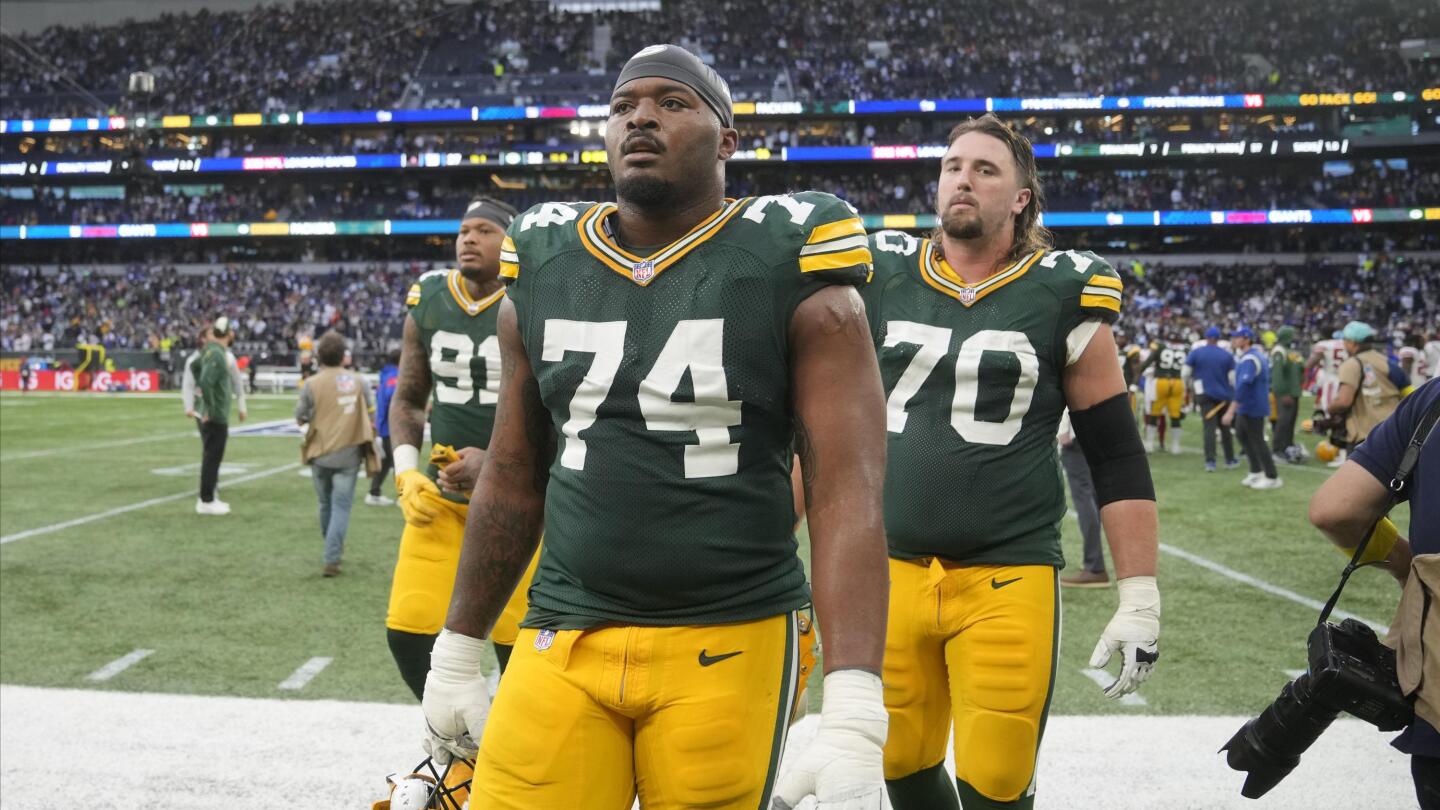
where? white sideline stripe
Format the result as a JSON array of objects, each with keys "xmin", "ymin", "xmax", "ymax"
[
  {"xmin": 1160, "ymin": 542, "xmax": 1387, "ymax": 634},
  {"xmin": 0, "ymin": 462, "xmax": 302, "ymax": 544},
  {"xmin": 1081, "ymin": 668, "xmax": 1147, "ymax": 706},
  {"xmin": 1285, "ymin": 669, "xmax": 1306, "ymax": 679},
  {"xmin": 278, "ymin": 657, "xmax": 332, "ymax": 690},
  {"xmin": 86, "ymin": 649, "xmax": 153, "ymax": 681},
  {"xmin": 0, "ymin": 430, "xmax": 193, "ymax": 462}
]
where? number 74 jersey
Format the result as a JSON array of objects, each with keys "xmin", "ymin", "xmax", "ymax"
[
  {"xmin": 501, "ymin": 193, "xmax": 872, "ymax": 628},
  {"xmin": 861, "ymin": 231, "xmax": 1123, "ymax": 565}
]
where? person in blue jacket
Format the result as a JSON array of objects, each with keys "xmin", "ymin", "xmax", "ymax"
[
  {"xmin": 1223, "ymin": 327, "xmax": 1281, "ymax": 489},
  {"xmin": 367, "ymin": 349, "xmax": 401, "ymax": 505}
]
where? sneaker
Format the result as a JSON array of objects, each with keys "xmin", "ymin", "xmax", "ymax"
[
  {"xmin": 1060, "ymin": 569, "xmax": 1111, "ymax": 588},
  {"xmin": 322, "ymin": 563, "xmax": 341, "ymax": 577},
  {"xmin": 1240, "ymin": 473, "xmax": 1261, "ymax": 487},
  {"xmin": 1205, "ymin": 462, "xmax": 1217, "ymax": 473},
  {"xmin": 365, "ymin": 493, "xmax": 395, "ymax": 506},
  {"xmin": 1225, "ymin": 459, "xmax": 1241, "ymax": 470},
  {"xmin": 195, "ymin": 498, "xmax": 231, "ymax": 515},
  {"xmin": 1251, "ymin": 476, "xmax": 1284, "ymax": 490}
]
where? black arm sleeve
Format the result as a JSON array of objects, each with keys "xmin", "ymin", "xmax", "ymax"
[{"xmin": 1071, "ymin": 392, "xmax": 1157, "ymax": 505}]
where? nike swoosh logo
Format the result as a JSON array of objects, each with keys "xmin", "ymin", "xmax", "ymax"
[
  {"xmin": 698, "ymin": 649, "xmax": 743, "ymax": 667},
  {"xmin": 991, "ymin": 576, "xmax": 1022, "ymax": 589}
]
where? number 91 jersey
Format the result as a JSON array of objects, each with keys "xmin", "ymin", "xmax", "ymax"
[
  {"xmin": 500, "ymin": 193, "xmax": 872, "ymax": 628},
  {"xmin": 861, "ymin": 232, "xmax": 1123, "ymax": 565},
  {"xmin": 405, "ymin": 269, "xmax": 504, "ymax": 500}
]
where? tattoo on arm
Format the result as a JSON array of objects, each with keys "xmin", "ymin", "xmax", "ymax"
[
  {"xmin": 390, "ymin": 314, "xmax": 432, "ymax": 448},
  {"xmin": 522, "ymin": 376, "xmax": 555, "ymax": 495},
  {"xmin": 793, "ymin": 414, "xmax": 816, "ymax": 507}
]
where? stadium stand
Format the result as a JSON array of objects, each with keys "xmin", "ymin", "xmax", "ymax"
[{"xmin": 2, "ymin": 0, "xmax": 1434, "ymax": 115}]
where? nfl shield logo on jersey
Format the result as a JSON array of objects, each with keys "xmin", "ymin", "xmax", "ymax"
[
  {"xmin": 958, "ymin": 287, "xmax": 977, "ymax": 304},
  {"xmin": 534, "ymin": 629, "xmax": 556, "ymax": 652},
  {"xmin": 632, "ymin": 260, "xmax": 656, "ymax": 283}
]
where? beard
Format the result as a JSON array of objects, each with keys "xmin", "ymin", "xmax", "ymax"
[
  {"xmin": 616, "ymin": 172, "xmax": 680, "ymax": 209},
  {"xmin": 940, "ymin": 206, "xmax": 986, "ymax": 240}
]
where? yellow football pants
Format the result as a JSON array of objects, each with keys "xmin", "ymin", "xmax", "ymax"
[
  {"xmin": 882, "ymin": 558, "xmax": 1059, "ymax": 803},
  {"xmin": 384, "ymin": 489, "xmax": 538, "ymax": 644},
  {"xmin": 1148, "ymin": 377, "xmax": 1185, "ymax": 419},
  {"xmin": 475, "ymin": 612, "xmax": 812, "ymax": 809}
]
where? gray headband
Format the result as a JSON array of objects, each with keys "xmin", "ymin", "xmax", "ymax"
[
  {"xmin": 613, "ymin": 44, "xmax": 733, "ymax": 128},
  {"xmin": 463, "ymin": 198, "xmax": 517, "ymax": 229}
]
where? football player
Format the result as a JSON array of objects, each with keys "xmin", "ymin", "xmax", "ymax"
[
  {"xmin": 1139, "ymin": 329, "xmax": 1188, "ymax": 454},
  {"xmin": 419, "ymin": 45, "xmax": 890, "ymax": 809},
  {"xmin": 386, "ymin": 197, "xmax": 538, "ymax": 695},
  {"xmin": 863, "ymin": 114, "xmax": 1160, "ymax": 809},
  {"xmin": 1306, "ymin": 328, "xmax": 1348, "ymax": 417}
]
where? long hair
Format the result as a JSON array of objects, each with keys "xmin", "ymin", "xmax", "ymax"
[{"xmin": 938, "ymin": 114, "xmax": 1053, "ymax": 267}]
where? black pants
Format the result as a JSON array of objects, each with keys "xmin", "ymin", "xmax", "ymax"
[
  {"xmin": 1197, "ymin": 394, "xmax": 1236, "ymax": 464},
  {"xmin": 1236, "ymin": 414, "xmax": 1276, "ymax": 478},
  {"xmin": 1271, "ymin": 395, "xmax": 1298, "ymax": 454},
  {"xmin": 198, "ymin": 419, "xmax": 229, "ymax": 502},
  {"xmin": 370, "ymin": 435, "xmax": 393, "ymax": 496},
  {"xmin": 1416, "ymin": 755, "xmax": 1440, "ymax": 810}
]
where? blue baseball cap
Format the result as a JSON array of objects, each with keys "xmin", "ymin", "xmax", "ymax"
[
  {"xmin": 1342, "ymin": 321, "xmax": 1376, "ymax": 342},
  {"xmin": 1231, "ymin": 326, "xmax": 1255, "ymax": 340},
  {"xmin": 1204, "ymin": 326, "xmax": 1220, "ymax": 339}
]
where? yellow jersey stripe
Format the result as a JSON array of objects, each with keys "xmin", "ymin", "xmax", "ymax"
[
  {"xmin": 578, "ymin": 200, "xmax": 748, "ymax": 285},
  {"xmin": 1080, "ymin": 293, "xmax": 1122, "ymax": 312},
  {"xmin": 799, "ymin": 246, "xmax": 873, "ymax": 273},
  {"xmin": 1086, "ymin": 274, "xmax": 1123, "ymax": 291},
  {"xmin": 805, "ymin": 217, "xmax": 866, "ymax": 245},
  {"xmin": 499, "ymin": 261, "xmax": 519, "ymax": 280}
]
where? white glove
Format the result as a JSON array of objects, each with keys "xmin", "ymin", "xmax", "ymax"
[
  {"xmin": 772, "ymin": 669, "xmax": 888, "ymax": 810},
  {"xmin": 421, "ymin": 628, "xmax": 491, "ymax": 766},
  {"xmin": 1090, "ymin": 575, "xmax": 1160, "ymax": 698}
]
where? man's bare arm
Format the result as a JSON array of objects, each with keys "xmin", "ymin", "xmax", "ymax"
[
  {"xmin": 789, "ymin": 285, "xmax": 888, "ymax": 675},
  {"xmin": 389, "ymin": 313, "xmax": 432, "ymax": 449},
  {"xmin": 1064, "ymin": 324, "xmax": 1158, "ymax": 580},
  {"xmin": 1309, "ymin": 460, "xmax": 1412, "ymax": 583},
  {"xmin": 445, "ymin": 298, "xmax": 550, "ymax": 639}
]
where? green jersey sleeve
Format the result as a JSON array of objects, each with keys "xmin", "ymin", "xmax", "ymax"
[
  {"xmin": 863, "ymin": 230, "xmax": 924, "ymax": 345},
  {"xmin": 1037, "ymin": 249, "xmax": 1124, "ymax": 368}
]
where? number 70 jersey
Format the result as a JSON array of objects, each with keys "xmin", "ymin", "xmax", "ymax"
[{"xmin": 860, "ymin": 231, "xmax": 1123, "ymax": 565}]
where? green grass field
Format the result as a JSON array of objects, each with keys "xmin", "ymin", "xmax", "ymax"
[{"xmin": 0, "ymin": 391, "xmax": 1408, "ymax": 718}]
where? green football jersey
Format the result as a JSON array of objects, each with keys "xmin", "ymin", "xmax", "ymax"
[
  {"xmin": 405, "ymin": 268, "xmax": 503, "ymax": 503},
  {"xmin": 1150, "ymin": 342, "xmax": 1188, "ymax": 379},
  {"xmin": 499, "ymin": 193, "xmax": 872, "ymax": 628},
  {"xmin": 860, "ymin": 232, "xmax": 1123, "ymax": 565}
]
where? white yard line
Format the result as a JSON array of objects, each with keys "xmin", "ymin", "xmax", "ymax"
[
  {"xmin": 0, "ymin": 430, "xmax": 194, "ymax": 462},
  {"xmin": 1080, "ymin": 668, "xmax": 1147, "ymax": 706},
  {"xmin": 1285, "ymin": 669, "xmax": 1307, "ymax": 679},
  {"xmin": 85, "ymin": 649, "xmax": 154, "ymax": 682},
  {"xmin": 1160, "ymin": 543, "xmax": 1387, "ymax": 633},
  {"xmin": 0, "ymin": 462, "xmax": 302, "ymax": 545},
  {"xmin": 278, "ymin": 657, "xmax": 333, "ymax": 690},
  {"xmin": 0, "ymin": 686, "xmax": 1414, "ymax": 809}
]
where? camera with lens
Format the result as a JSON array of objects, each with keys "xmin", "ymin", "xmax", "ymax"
[{"xmin": 1222, "ymin": 617, "xmax": 1413, "ymax": 798}]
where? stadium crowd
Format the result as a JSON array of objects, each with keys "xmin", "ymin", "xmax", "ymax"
[
  {"xmin": 3, "ymin": 0, "xmax": 1432, "ymax": 118},
  {"xmin": 4, "ymin": 160, "xmax": 1434, "ymax": 226},
  {"xmin": 4, "ymin": 257, "xmax": 1434, "ymax": 363},
  {"xmin": 1123, "ymin": 257, "xmax": 1439, "ymax": 344},
  {"xmin": 0, "ymin": 263, "xmax": 413, "ymax": 357}
]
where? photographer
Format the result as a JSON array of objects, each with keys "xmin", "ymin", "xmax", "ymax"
[
  {"xmin": 1330, "ymin": 320, "xmax": 1403, "ymax": 449},
  {"xmin": 1309, "ymin": 378, "xmax": 1439, "ymax": 807}
]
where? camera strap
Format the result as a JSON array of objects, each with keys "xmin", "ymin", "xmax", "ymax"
[{"xmin": 1317, "ymin": 393, "xmax": 1440, "ymax": 626}]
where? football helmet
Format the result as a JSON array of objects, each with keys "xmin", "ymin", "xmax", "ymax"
[{"xmin": 371, "ymin": 756, "xmax": 473, "ymax": 810}]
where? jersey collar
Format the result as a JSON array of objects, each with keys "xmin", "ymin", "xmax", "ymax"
[
  {"xmin": 447, "ymin": 270, "xmax": 505, "ymax": 316},
  {"xmin": 917, "ymin": 240, "xmax": 1044, "ymax": 306},
  {"xmin": 577, "ymin": 198, "xmax": 749, "ymax": 286}
]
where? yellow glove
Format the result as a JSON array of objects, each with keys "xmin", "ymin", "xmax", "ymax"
[
  {"xmin": 395, "ymin": 469, "xmax": 441, "ymax": 527},
  {"xmin": 430, "ymin": 443, "xmax": 460, "ymax": 470}
]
